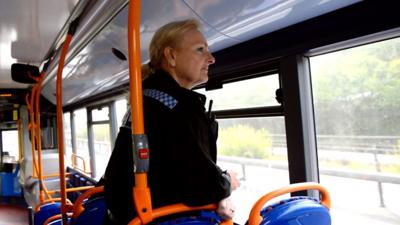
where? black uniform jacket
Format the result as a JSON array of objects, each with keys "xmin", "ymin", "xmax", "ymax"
[{"xmin": 103, "ymin": 70, "xmax": 231, "ymax": 224}]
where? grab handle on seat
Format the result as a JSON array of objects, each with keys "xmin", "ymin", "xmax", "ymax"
[{"xmin": 248, "ymin": 182, "xmax": 331, "ymax": 225}]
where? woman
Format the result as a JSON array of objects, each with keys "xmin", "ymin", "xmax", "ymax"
[{"xmin": 103, "ymin": 19, "xmax": 240, "ymax": 225}]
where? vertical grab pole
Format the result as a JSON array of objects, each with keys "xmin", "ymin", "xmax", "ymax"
[
  {"xmin": 35, "ymin": 72, "xmax": 46, "ymax": 202},
  {"xmin": 55, "ymin": 17, "xmax": 79, "ymax": 221},
  {"xmin": 56, "ymin": 33, "xmax": 72, "ymax": 224},
  {"xmin": 27, "ymin": 72, "xmax": 52, "ymax": 202},
  {"xmin": 25, "ymin": 91, "xmax": 39, "ymax": 179},
  {"xmin": 128, "ymin": 0, "xmax": 153, "ymax": 224}
]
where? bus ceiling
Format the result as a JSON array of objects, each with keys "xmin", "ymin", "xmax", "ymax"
[
  {"xmin": 3, "ymin": 0, "xmax": 400, "ymax": 109},
  {"xmin": 38, "ymin": 0, "xmax": 363, "ymax": 108}
]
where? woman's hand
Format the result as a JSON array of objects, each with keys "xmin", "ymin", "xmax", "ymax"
[
  {"xmin": 217, "ymin": 197, "xmax": 236, "ymax": 220},
  {"xmin": 227, "ymin": 170, "xmax": 241, "ymax": 191}
]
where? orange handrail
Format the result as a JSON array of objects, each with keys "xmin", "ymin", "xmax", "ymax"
[
  {"xmin": 35, "ymin": 198, "xmax": 73, "ymax": 212},
  {"xmin": 42, "ymin": 172, "xmax": 70, "ymax": 179},
  {"xmin": 127, "ymin": 0, "xmax": 152, "ymax": 224},
  {"xmin": 72, "ymin": 186, "xmax": 104, "ymax": 219},
  {"xmin": 25, "ymin": 91, "xmax": 39, "ymax": 178},
  {"xmin": 41, "ymin": 182, "xmax": 54, "ymax": 201},
  {"xmin": 26, "ymin": 73, "xmax": 55, "ymax": 202},
  {"xmin": 71, "ymin": 153, "xmax": 91, "ymax": 174},
  {"xmin": 41, "ymin": 186, "xmax": 101, "ymax": 224},
  {"xmin": 248, "ymin": 182, "xmax": 331, "ymax": 225},
  {"xmin": 65, "ymin": 186, "xmax": 94, "ymax": 193},
  {"xmin": 43, "ymin": 212, "xmax": 73, "ymax": 225},
  {"xmin": 128, "ymin": 0, "xmax": 144, "ymax": 135},
  {"xmin": 43, "ymin": 214, "xmax": 62, "ymax": 225},
  {"xmin": 55, "ymin": 31, "xmax": 73, "ymax": 224},
  {"xmin": 46, "ymin": 185, "xmax": 93, "ymax": 195},
  {"xmin": 127, "ymin": 2, "xmax": 232, "ymax": 225},
  {"xmin": 34, "ymin": 71, "xmax": 46, "ymax": 202}
]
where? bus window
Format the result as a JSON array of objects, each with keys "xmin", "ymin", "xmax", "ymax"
[
  {"xmin": 1, "ymin": 130, "xmax": 19, "ymax": 161},
  {"xmin": 92, "ymin": 123, "xmax": 111, "ymax": 179},
  {"xmin": 91, "ymin": 107, "xmax": 112, "ymax": 179},
  {"xmin": 63, "ymin": 112, "xmax": 72, "ymax": 165},
  {"xmin": 115, "ymin": 98, "xmax": 128, "ymax": 128},
  {"xmin": 197, "ymin": 74, "xmax": 288, "ymax": 224},
  {"xmin": 73, "ymin": 108, "xmax": 89, "ymax": 168},
  {"xmin": 310, "ymin": 37, "xmax": 400, "ymax": 224},
  {"xmin": 40, "ymin": 115, "xmax": 58, "ymax": 149},
  {"xmin": 217, "ymin": 117, "xmax": 288, "ymax": 224},
  {"xmin": 196, "ymin": 75, "xmax": 280, "ymax": 110},
  {"xmin": 92, "ymin": 106, "xmax": 109, "ymax": 121}
]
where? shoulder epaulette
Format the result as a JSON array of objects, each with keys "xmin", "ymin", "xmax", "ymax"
[{"xmin": 143, "ymin": 89, "xmax": 178, "ymax": 109}]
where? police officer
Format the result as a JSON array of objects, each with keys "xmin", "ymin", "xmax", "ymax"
[{"xmin": 103, "ymin": 19, "xmax": 240, "ymax": 225}]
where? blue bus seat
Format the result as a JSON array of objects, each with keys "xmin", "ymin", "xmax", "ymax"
[
  {"xmin": 78, "ymin": 177, "xmax": 86, "ymax": 187},
  {"xmin": 67, "ymin": 173, "xmax": 76, "ymax": 186},
  {"xmin": 260, "ymin": 197, "xmax": 331, "ymax": 225},
  {"xmin": 157, "ymin": 211, "xmax": 222, "ymax": 225},
  {"xmin": 73, "ymin": 174, "xmax": 81, "ymax": 186},
  {"xmin": 67, "ymin": 182, "xmax": 80, "ymax": 203},
  {"xmin": 48, "ymin": 220, "xmax": 61, "ymax": 225},
  {"xmin": 66, "ymin": 167, "xmax": 96, "ymax": 186},
  {"xmin": 71, "ymin": 196, "xmax": 106, "ymax": 225},
  {"xmin": 47, "ymin": 217, "xmax": 71, "ymax": 225},
  {"xmin": 34, "ymin": 202, "xmax": 61, "ymax": 225},
  {"xmin": 66, "ymin": 168, "xmax": 97, "ymax": 203},
  {"xmin": 0, "ymin": 164, "xmax": 22, "ymax": 197},
  {"xmin": 85, "ymin": 179, "xmax": 96, "ymax": 186}
]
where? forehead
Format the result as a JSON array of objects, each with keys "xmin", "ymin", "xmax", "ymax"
[{"xmin": 179, "ymin": 28, "xmax": 207, "ymax": 47}]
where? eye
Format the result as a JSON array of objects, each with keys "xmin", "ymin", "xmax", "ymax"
[
  {"xmin": 196, "ymin": 47, "xmax": 205, "ymax": 53},
  {"xmin": 197, "ymin": 45, "xmax": 210, "ymax": 53}
]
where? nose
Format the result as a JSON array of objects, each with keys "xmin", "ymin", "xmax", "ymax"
[{"xmin": 207, "ymin": 52, "xmax": 216, "ymax": 65}]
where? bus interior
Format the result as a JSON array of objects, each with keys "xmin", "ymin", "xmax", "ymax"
[{"xmin": 0, "ymin": 0, "xmax": 399, "ymax": 225}]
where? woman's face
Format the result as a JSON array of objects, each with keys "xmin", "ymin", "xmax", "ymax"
[{"xmin": 170, "ymin": 28, "xmax": 215, "ymax": 89}]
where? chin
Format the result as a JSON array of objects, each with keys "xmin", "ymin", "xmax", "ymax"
[
  {"xmin": 201, "ymin": 73, "xmax": 209, "ymax": 82},
  {"xmin": 191, "ymin": 73, "xmax": 208, "ymax": 87},
  {"xmin": 199, "ymin": 78, "xmax": 208, "ymax": 85}
]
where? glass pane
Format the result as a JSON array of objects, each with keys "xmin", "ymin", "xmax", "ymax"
[
  {"xmin": 1, "ymin": 130, "xmax": 19, "ymax": 162},
  {"xmin": 196, "ymin": 75, "xmax": 280, "ymax": 110},
  {"xmin": 73, "ymin": 108, "xmax": 90, "ymax": 168},
  {"xmin": 93, "ymin": 124, "xmax": 111, "ymax": 180},
  {"xmin": 92, "ymin": 107, "xmax": 109, "ymax": 122},
  {"xmin": 310, "ymin": 38, "xmax": 400, "ymax": 225},
  {"xmin": 40, "ymin": 116, "xmax": 57, "ymax": 149},
  {"xmin": 217, "ymin": 117, "xmax": 288, "ymax": 224},
  {"xmin": 115, "ymin": 98, "xmax": 128, "ymax": 128},
  {"xmin": 63, "ymin": 112, "xmax": 72, "ymax": 165}
]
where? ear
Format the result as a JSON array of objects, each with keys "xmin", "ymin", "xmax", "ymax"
[{"xmin": 163, "ymin": 47, "xmax": 177, "ymax": 67}]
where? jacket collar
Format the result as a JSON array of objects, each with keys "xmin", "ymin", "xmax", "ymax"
[{"xmin": 144, "ymin": 70, "xmax": 207, "ymax": 107}]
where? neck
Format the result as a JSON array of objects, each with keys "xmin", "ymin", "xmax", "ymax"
[{"xmin": 161, "ymin": 64, "xmax": 192, "ymax": 89}]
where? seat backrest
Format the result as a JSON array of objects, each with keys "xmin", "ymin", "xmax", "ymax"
[
  {"xmin": 48, "ymin": 219, "xmax": 62, "ymax": 225},
  {"xmin": 34, "ymin": 202, "xmax": 61, "ymax": 225},
  {"xmin": 260, "ymin": 197, "xmax": 331, "ymax": 225},
  {"xmin": 71, "ymin": 196, "xmax": 106, "ymax": 225},
  {"xmin": 47, "ymin": 217, "xmax": 71, "ymax": 225},
  {"xmin": 66, "ymin": 167, "xmax": 96, "ymax": 185},
  {"xmin": 157, "ymin": 211, "xmax": 222, "ymax": 225},
  {"xmin": 66, "ymin": 167, "xmax": 97, "ymax": 203}
]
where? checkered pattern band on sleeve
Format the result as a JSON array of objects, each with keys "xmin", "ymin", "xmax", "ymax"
[{"xmin": 143, "ymin": 89, "xmax": 178, "ymax": 109}]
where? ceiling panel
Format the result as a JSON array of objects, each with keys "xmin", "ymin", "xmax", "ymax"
[
  {"xmin": 184, "ymin": 0, "xmax": 361, "ymax": 46},
  {"xmin": 0, "ymin": 0, "xmax": 78, "ymax": 89},
  {"xmin": 41, "ymin": 0, "xmax": 363, "ymax": 106},
  {"xmin": 42, "ymin": 0, "xmax": 233, "ymax": 105}
]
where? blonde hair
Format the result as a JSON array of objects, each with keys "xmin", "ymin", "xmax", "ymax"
[{"xmin": 141, "ymin": 19, "xmax": 200, "ymax": 78}]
